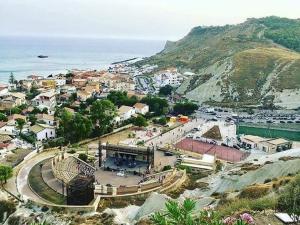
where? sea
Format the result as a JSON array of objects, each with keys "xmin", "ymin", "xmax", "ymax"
[{"xmin": 0, "ymin": 35, "xmax": 166, "ymax": 83}]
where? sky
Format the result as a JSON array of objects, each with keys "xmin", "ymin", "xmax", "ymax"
[{"xmin": 0, "ymin": 0, "xmax": 299, "ymax": 41}]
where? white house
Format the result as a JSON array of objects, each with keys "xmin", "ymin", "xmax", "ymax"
[
  {"xmin": 9, "ymin": 92, "xmax": 27, "ymax": 106},
  {"xmin": 55, "ymin": 78, "xmax": 67, "ymax": 87},
  {"xmin": 61, "ymin": 85, "xmax": 77, "ymax": 95},
  {"xmin": 116, "ymin": 105, "xmax": 136, "ymax": 122},
  {"xmin": 30, "ymin": 123, "xmax": 56, "ymax": 141},
  {"xmin": 32, "ymin": 91, "xmax": 56, "ymax": 111},
  {"xmin": 0, "ymin": 84, "xmax": 9, "ymax": 96},
  {"xmin": 133, "ymin": 103, "xmax": 149, "ymax": 115},
  {"xmin": 154, "ymin": 69, "xmax": 184, "ymax": 87},
  {"xmin": 36, "ymin": 114, "xmax": 56, "ymax": 126},
  {"xmin": 0, "ymin": 121, "xmax": 18, "ymax": 136}
]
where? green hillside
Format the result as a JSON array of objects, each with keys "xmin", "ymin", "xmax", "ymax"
[{"xmin": 138, "ymin": 17, "xmax": 300, "ymax": 108}]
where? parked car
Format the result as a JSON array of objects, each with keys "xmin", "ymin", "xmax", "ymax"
[{"xmin": 117, "ymin": 170, "xmax": 125, "ymax": 177}]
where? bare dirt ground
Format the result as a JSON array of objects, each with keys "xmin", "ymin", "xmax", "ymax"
[{"xmin": 253, "ymin": 213, "xmax": 285, "ymax": 225}]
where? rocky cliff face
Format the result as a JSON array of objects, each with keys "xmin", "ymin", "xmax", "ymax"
[{"xmin": 139, "ymin": 17, "xmax": 300, "ymax": 109}]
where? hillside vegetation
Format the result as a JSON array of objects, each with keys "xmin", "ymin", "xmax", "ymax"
[{"xmin": 139, "ymin": 17, "xmax": 300, "ymax": 108}]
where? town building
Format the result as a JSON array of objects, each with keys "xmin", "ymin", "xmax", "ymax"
[
  {"xmin": 258, "ymin": 138, "xmax": 293, "ymax": 154},
  {"xmin": 36, "ymin": 114, "xmax": 56, "ymax": 126},
  {"xmin": 133, "ymin": 103, "xmax": 149, "ymax": 115},
  {"xmin": 77, "ymin": 90, "xmax": 92, "ymax": 102},
  {"xmin": 240, "ymin": 135, "xmax": 266, "ymax": 149},
  {"xmin": 240, "ymin": 135, "xmax": 293, "ymax": 153},
  {"xmin": 32, "ymin": 91, "xmax": 56, "ymax": 111},
  {"xmin": 0, "ymin": 121, "xmax": 17, "ymax": 136},
  {"xmin": 180, "ymin": 154, "xmax": 216, "ymax": 174},
  {"xmin": 0, "ymin": 84, "xmax": 9, "ymax": 96},
  {"xmin": 116, "ymin": 105, "xmax": 136, "ymax": 122},
  {"xmin": 154, "ymin": 69, "xmax": 184, "ymax": 87},
  {"xmin": 30, "ymin": 124, "xmax": 56, "ymax": 141}
]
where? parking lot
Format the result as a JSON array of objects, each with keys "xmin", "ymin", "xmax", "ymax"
[{"xmin": 196, "ymin": 107, "xmax": 300, "ymax": 125}]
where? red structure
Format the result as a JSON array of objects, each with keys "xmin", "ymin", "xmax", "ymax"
[{"xmin": 176, "ymin": 138, "xmax": 249, "ymax": 163}]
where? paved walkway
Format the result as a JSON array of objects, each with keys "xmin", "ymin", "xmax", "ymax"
[
  {"xmin": 12, "ymin": 149, "xmax": 59, "ymax": 204},
  {"xmin": 147, "ymin": 118, "xmax": 205, "ymax": 148}
]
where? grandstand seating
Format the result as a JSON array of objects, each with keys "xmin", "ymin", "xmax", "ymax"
[{"xmin": 52, "ymin": 156, "xmax": 80, "ymax": 184}]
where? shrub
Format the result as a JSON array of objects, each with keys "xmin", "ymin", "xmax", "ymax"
[
  {"xmin": 137, "ymin": 141, "xmax": 145, "ymax": 146},
  {"xmin": 43, "ymin": 137, "xmax": 65, "ymax": 149},
  {"xmin": 20, "ymin": 133, "xmax": 36, "ymax": 144},
  {"xmin": 177, "ymin": 165, "xmax": 192, "ymax": 173},
  {"xmin": 0, "ymin": 200, "xmax": 16, "ymax": 222},
  {"xmin": 162, "ymin": 165, "xmax": 172, "ymax": 171},
  {"xmin": 249, "ymin": 197, "xmax": 277, "ymax": 211},
  {"xmin": 217, "ymin": 196, "xmax": 277, "ymax": 217},
  {"xmin": 239, "ymin": 184, "xmax": 271, "ymax": 199},
  {"xmin": 264, "ymin": 178, "xmax": 272, "ymax": 183},
  {"xmin": 67, "ymin": 149, "xmax": 76, "ymax": 154},
  {"xmin": 277, "ymin": 174, "xmax": 300, "ymax": 222},
  {"xmin": 216, "ymin": 160, "xmax": 223, "ymax": 172},
  {"xmin": 78, "ymin": 153, "xmax": 88, "ymax": 162}
]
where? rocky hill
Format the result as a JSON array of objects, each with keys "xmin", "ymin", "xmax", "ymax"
[{"xmin": 139, "ymin": 17, "xmax": 300, "ymax": 109}]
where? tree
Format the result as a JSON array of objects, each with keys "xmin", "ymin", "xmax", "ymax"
[
  {"xmin": 90, "ymin": 100, "xmax": 116, "ymax": 136},
  {"xmin": 107, "ymin": 91, "xmax": 138, "ymax": 107},
  {"xmin": 133, "ymin": 115, "xmax": 148, "ymax": 127},
  {"xmin": 173, "ymin": 102, "xmax": 198, "ymax": 115},
  {"xmin": 17, "ymin": 104, "xmax": 28, "ymax": 111},
  {"xmin": 72, "ymin": 113, "xmax": 92, "ymax": 141},
  {"xmin": 28, "ymin": 114, "xmax": 37, "ymax": 125},
  {"xmin": 141, "ymin": 96, "xmax": 169, "ymax": 116},
  {"xmin": 42, "ymin": 107, "xmax": 48, "ymax": 114},
  {"xmin": 78, "ymin": 153, "xmax": 88, "ymax": 162},
  {"xmin": 58, "ymin": 109, "xmax": 73, "ymax": 142},
  {"xmin": 26, "ymin": 82, "xmax": 40, "ymax": 100},
  {"xmin": 16, "ymin": 118, "xmax": 25, "ymax": 135},
  {"xmin": 0, "ymin": 165, "xmax": 13, "ymax": 185},
  {"xmin": 58, "ymin": 110, "xmax": 92, "ymax": 143},
  {"xmin": 0, "ymin": 113, "xmax": 8, "ymax": 122},
  {"xmin": 8, "ymin": 72, "xmax": 15, "ymax": 84},
  {"xmin": 69, "ymin": 93, "xmax": 77, "ymax": 103},
  {"xmin": 278, "ymin": 174, "xmax": 300, "ymax": 224},
  {"xmin": 153, "ymin": 117, "xmax": 167, "ymax": 125},
  {"xmin": 10, "ymin": 107, "xmax": 22, "ymax": 115},
  {"xmin": 159, "ymin": 85, "xmax": 173, "ymax": 96}
]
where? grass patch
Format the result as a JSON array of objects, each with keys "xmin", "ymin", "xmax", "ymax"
[
  {"xmin": 97, "ymin": 195, "xmax": 147, "ymax": 212},
  {"xmin": 0, "ymin": 149, "xmax": 32, "ymax": 167},
  {"xmin": 166, "ymin": 173, "xmax": 208, "ymax": 198},
  {"xmin": 217, "ymin": 196, "xmax": 278, "ymax": 217},
  {"xmin": 202, "ymin": 125, "xmax": 222, "ymax": 141},
  {"xmin": 28, "ymin": 161, "xmax": 66, "ymax": 205},
  {"xmin": 239, "ymin": 184, "xmax": 271, "ymax": 199}
]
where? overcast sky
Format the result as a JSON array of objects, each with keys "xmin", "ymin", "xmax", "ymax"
[{"xmin": 0, "ymin": 0, "xmax": 299, "ymax": 40}]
